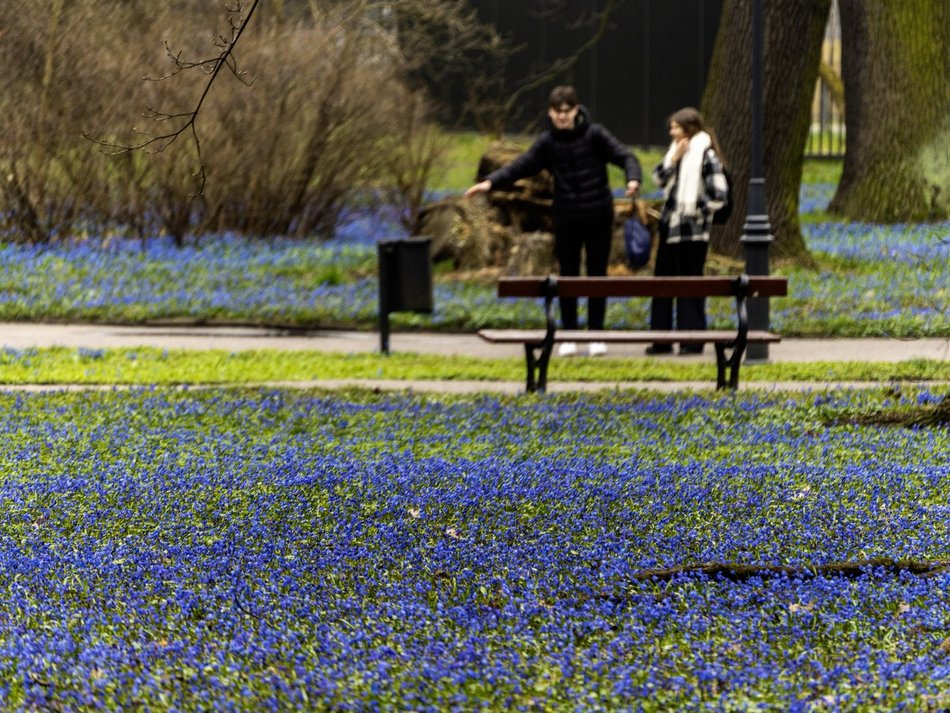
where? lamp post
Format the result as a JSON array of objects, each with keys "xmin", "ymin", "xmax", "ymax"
[{"xmin": 740, "ymin": 0, "xmax": 774, "ymax": 362}]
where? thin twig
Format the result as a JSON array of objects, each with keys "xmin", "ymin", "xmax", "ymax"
[{"xmin": 85, "ymin": 0, "xmax": 263, "ymax": 195}]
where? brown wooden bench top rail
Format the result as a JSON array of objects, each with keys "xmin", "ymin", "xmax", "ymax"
[{"xmin": 497, "ymin": 276, "xmax": 788, "ymax": 299}]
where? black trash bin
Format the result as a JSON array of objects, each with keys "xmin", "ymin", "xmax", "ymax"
[{"xmin": 377, "ymin": 237, "xmax": 433, "ymax": 353}]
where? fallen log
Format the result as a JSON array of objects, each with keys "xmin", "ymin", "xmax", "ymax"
[{"xmin": 630, "ymin": 557, "xmax": 950, "ymax": 583}]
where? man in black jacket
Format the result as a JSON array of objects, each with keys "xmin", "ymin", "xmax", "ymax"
[{"xmin": 464, "ymin": 86, "xmax": 642, "ymax": 357}]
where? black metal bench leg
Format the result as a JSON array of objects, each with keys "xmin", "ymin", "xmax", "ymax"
[
  {"xmin": 524, "ymin": 342, "xmax": 553, "ymax": 393},
  {"xmin": 728, "ymin": 348, "xmax": 742, "ymax": 389},
  {"xmin": 714, "ymin": 342, "xmax": 745, "ymax": 390},
  {"xmin": 524, "ymin": 344, "xmax": 538, "ymax": 392},
  {"xmin": 714, "ymin": 343, "xmax": 727, "ymax": 389}
]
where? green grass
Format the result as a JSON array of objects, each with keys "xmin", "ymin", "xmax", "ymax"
[
  {"xmin": 802, "ymin": 157, "xmax": 844, "ymax": 185},
  {"xmin": 428, "ymin": 132, "xmax": 500, "ymax": 193},
  {"xmin": 1, "ymin": 347, "xmax": 945, "ymax": 385}
]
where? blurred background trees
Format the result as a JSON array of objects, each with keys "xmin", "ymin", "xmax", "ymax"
[{"xmin": 1, "ymin": 0, "xmax": 947, "ymax": 252}]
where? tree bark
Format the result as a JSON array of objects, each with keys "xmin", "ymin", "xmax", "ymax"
[
  {"xmin": 702, "ymin": 0, "xmax": 830, "ymax": 260},
  {"xmin": 829, "ymin": 0, "xmax": 950, "ymax": 222}
]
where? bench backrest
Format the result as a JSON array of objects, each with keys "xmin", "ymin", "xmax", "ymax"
[{"xmin": 497, "ymin": 276, "xmax": 788, "ymax": 299}]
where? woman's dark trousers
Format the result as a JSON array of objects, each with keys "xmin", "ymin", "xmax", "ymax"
[{"xmin": 650, "ymin": 229, "xmax": 709, "ymax": 333}]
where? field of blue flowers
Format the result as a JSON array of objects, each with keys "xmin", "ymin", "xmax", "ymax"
[
  {"xmin": 0, "ymin": 386, "xmax": 947, "ymax": 710},
  {"xmin": 0, "ymin": 179, "xmax": 947, "ymax": 710},
  {"xmin": 0, "ymin": 188, "xmax": 947, "ymax": 336}
]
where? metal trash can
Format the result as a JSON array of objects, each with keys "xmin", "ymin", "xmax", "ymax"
[{"xmin": 377, "ymin": 236, "xmax": 433, "ymax": 353}]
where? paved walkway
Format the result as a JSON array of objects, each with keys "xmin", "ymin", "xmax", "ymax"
[
  {"xmin": 1, "ymin": 322, "xmax": 947, "ymax": 393},
  {"xmin": 2, "ymin": 322, "xmax": 948, "ymax": 361}
]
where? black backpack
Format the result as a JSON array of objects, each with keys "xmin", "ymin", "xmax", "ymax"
[{"xmin": 712, "ymin": 164, "xmax": 733, "ymax": 225}]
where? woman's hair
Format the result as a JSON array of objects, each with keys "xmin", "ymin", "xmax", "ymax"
[
  {"xmin": 548, "ymin": 85, "xmax": 578, "ymax": 109},
  {"xmin": 669, "ymin": 106, "xmax": 727, "ymax": 165},
  {"xmin": 668, "ymin": 107, "xmax": 706, "ymax": 137}
]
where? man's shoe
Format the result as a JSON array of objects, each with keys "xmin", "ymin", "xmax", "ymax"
[
  {"xmin": 645, "ymin": 344, "xmax": 673, "ymax": 355},
  {"xmin": 557, "ymin": 342, "xmax": 578, "ymax": 357},
  {"xmin": 588, "ymin": 341, "xmax": 608, "ymax": 357},
  {"xmin": 678, "ymin": 344, "xmax": 704, "ymax": 355}
]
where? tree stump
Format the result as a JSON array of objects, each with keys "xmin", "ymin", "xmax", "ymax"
[
  {"xmin": 505, "ymin": 231, "xmax": 556, "ymax": 275},
  {"xmin": 415, "ymin": 196, "xmax": 497, "ymax": 270},
  {"xmin": 476, "ymin": 141, "xmax": 554, "ymax": 201}
]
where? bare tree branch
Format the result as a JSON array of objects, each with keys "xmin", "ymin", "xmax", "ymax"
[
  {"xmin": 471, "ymin": 0, "xmax": 623, "ymax": 136},
  {"xmin": 84, "ymin": 0, "xmax": 263, "ymax": 194},
  {"xmin": 505, "ymin": 0, "xmax": 621, "ymax": 112}
]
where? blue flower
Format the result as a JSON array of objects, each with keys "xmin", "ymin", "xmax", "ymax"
[{"xmin": 0, "ymin": 387, "xmax": 945, "ymax": 708}]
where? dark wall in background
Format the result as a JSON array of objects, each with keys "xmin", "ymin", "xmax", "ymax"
[{"xmin": 467, "ymin": 0, "xmax": 723, "ymax": 146}]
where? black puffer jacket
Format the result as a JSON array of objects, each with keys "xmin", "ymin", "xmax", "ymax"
[{"xmin": 486, "ymin": 106, "xmax": 641, "ymax": 216}]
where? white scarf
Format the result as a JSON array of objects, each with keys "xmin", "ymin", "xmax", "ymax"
[{"xmin": 662, "ymin": 130, "xmax": 711, "ymax": 217}]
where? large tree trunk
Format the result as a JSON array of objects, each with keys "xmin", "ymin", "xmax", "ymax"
[
  {"xmin": 702, "ymin": 0, "xmax": 830, "ymax": 261},
  {"xmin": 829, "ymin": 0, "xmax": 950, "ymax": 221}
]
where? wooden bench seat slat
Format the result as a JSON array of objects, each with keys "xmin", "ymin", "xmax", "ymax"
[
  {"xmin": 478, "ymin": 329, "xmax": 782, "ymax": 344},
  {"xmin": 498, "ymin": 276, "xmax": 788, "ymax": 299}
]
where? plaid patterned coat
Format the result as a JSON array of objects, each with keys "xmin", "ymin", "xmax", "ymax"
[{"xmin": 652, "ymin": 148, "xmax": 729, "ymax": 244}]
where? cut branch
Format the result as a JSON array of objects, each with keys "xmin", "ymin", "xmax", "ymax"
[
  {"xmin": 629, "ymin": 557, "xmax": 950, "ymax": 583},
  {"xmin": 828, "ymin": 396, "xmax": 950, "ymax": 428}
]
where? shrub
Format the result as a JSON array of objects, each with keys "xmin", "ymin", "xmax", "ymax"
[{"xmin": 0, "ymin": 0, "xmax": 495, "ymax": 244}]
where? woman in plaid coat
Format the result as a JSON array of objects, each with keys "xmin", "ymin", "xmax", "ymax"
[{"xmin": 646, "ymin": 107, "xmax": 729, "ymax": 355}]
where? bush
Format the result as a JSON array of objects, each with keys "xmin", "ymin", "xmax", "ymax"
[{"xmin": 0, "ymin": 0, "xmax": 493, "ymax": 244}]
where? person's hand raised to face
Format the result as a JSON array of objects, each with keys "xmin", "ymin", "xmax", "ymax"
[{"xmin": 669, "ymin": 120, "xmax": 690, "ymax": 163}]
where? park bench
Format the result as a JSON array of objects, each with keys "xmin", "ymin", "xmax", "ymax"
[{"xmin": 478, "ymin": 275, "xmax": 788, "ymax": 392}]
